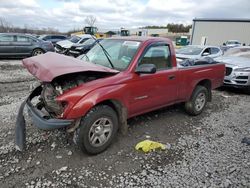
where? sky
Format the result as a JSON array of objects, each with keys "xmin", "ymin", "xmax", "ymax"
[{"xmin": 0, "ymin": 0, "xmax": 249, "ymax": 32}]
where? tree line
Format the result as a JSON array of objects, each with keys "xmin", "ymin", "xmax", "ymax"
[
  {"xmin": 143, "ymin": 23, "xmax": 192, "ymax": 33},
  {"xmin": 0, "ymin": 17, "xmax": 61, "ymax": 35}
]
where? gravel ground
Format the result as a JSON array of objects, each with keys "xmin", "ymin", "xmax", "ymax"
[{"xmin": 0, "ymin": 59, "xmax": 249, "ymax": 188}]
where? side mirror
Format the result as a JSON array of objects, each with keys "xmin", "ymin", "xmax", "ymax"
[
  {"xmin": 202, "ymin": 52, "xmax": 210, "ymax": 56},
  {"xmin": 135, "ymin": 64, "xmax": 156, "ymax": 74}
]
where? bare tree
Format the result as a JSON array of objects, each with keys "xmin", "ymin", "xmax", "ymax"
[{"xmin": 84, "ymin": 15, "xmax": 96, "ymax": 27}]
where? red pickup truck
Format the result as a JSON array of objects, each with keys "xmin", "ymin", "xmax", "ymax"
[{"xmin": 16, "ymin": 37, "xmax": 225, "ymax": 154}]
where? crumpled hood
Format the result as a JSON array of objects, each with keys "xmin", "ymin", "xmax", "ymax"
[
  {"xmin": 215, "ymin": 56, "xmax": 250, "ymax": 67},
  {"xmin": 22, "ymin": 52, "xmax": 119, "ymax": 82},
  {"xmin": 56, "ymin": 40, "xmax": 74, "ymax": 49}
]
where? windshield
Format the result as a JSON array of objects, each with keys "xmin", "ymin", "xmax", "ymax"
[
  {"xmin": 82, "ymin": 38, "xmax": 95, "ymax": 45},
  {"xmin": 176, "ymin": 46, "xmax": 203, "ymax": 55},
  {"xmin": 226, "ymin": 41, "xmax": 239, "ymax": 45},
  {"xmin": 69, "ymin": 36, "xmax": 81, "ymax": 43},
  {"xmin": 224, "ymin": 47, "xmax": 250, "ymax": 58},
  {"xmin": 78, "ymin": 39, "xmax": 141, "ymax": 71}
]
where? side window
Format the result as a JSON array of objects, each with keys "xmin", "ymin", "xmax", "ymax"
[
  {"xmin": 17, "ymin": 36, "xmax": 30, "ymax": 42},
  {"xmin": 211, "ymin": 48, "xmax": 220, "ymax": 54},
  {"xmin": 44, "ymin": 36, "xmax": 51, "ymax": 40},
  {"xmin": 139, "ymin": 45, "xmax": 172, "ymax": 70},
  {"xmin": 0, "ymin": 35, "xmax": 14, "ymax": 42},
  {"xmin": 203, "ymin": 48, "xmax": 211, "ymax": 54},
  {"xmin": 59, "ymin": 36, "xmax": 66, "ymax": 39}
]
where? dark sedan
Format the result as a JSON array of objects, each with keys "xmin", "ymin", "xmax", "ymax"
[
  {"xmin": 0, "ymin": 33, "xmax": 55, "ymax": 57},
  {"xmin": 68, "ymin": 38, "xmax": 103, "ymax": 57},
  {"xmin": 39, "ymin": 34, "xmax": 68, "ymax": 45}
]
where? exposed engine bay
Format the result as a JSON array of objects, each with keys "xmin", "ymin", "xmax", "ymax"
[{"xmin": 33, "ymin": 72, "xmax": 113, "ymax": 118}]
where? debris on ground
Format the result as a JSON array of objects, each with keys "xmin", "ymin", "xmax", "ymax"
[{"xmin": 135, "ymin": 140, "xmax": 166, "ymax": 153}]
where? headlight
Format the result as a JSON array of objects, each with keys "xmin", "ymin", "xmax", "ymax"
[
  {"xmin": 234, "ymin": 67, "xmax": 250, "ymax": 72},
  {"xmin": 76, "ymin": 47, "xmax": 83, "ymax": 50}
]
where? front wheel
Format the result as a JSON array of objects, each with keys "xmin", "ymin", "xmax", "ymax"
[
  {"xmin": 32, "ymin": 48, "xmax": 44, "ymax": 56},
  {"xmin": 185, "ymin": 86, "xmax": 208, "ymax": 116},
  {"xmin": 76, "ymin": 105, "xmax": 118, "ymax": 154}
]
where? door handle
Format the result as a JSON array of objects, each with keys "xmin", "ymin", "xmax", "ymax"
[{"xmin": 168, "ymin": 75, "xmax": 175, "ymax": 80}]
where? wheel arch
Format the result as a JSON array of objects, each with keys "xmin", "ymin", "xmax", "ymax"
[{"xmin": 89, "ymin": 99, "xmax": 128, "ymax": 135}]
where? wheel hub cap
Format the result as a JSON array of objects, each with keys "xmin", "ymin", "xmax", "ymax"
[
  {"xmin": 88, "ymin": 117, "xmax": 113, "ymax": 147},
  {"xmin": 195, "ymin": 93, "xmax": 206, "ymax": 111}
]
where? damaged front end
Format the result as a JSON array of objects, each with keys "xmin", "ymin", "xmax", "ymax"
[{"xmin": 15, "ymin": 71, "xmax": 112, "ymax": 151}]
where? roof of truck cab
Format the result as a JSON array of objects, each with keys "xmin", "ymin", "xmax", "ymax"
[{"xmin": 107, "ymin": 36, "xmax": 172, "ymax": 43}]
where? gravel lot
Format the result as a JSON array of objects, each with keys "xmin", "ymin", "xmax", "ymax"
[{"xmin": 0, "ymin": 58, "xmax": 249, "ymax": 188}]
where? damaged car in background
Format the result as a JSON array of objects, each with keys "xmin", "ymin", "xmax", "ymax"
[
  {"xmin": 16, "ymin": 37, "xmax": 225, "ymax": 155},
  {"xmin": 68, "ymin": 38, "xmax": 103, "ymax": 57},
  {"xmin": 55, "ymin": 34, "xmax": 92, "ymax": 55},
  {"xmin": 215, "ymin": 46, "xmax": 250, "ymax": 93}
]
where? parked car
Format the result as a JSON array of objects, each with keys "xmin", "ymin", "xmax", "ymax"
[
  {"xmin": 176, "ymin": 45, "xmax": 223, "ymax": 61},
  {"xmin": 39, "ymin": 35, "xmax": 67, "ymax": 45},
  {"xmin": 215, "ymin": 46, "xmax": 250, "ymax": 92},
  {"xmin": 16, "ymin": 37, "xmax": 225, "ymax": 154},
  {"xmin": 0, "ymin": 33, "xmax": 54, "ymax": 57},
  {"xmin": 55, "ymin": 34, "xmax": 92, "ymax": 54},
  {"xmin": 68, "ymin": 38, "xmax": 103, "ymax": 57},
  {"xmin": 224, "ymin": 40, "xmax": 241, "ymax": 47}
]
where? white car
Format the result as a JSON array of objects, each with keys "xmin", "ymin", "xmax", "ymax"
[
  {"xmin": 55, "ymin": 34, "xmax": 93, "ymax": 54},
  {"xmin": 176, "ymin": 45, "xmax": 223, "ymax": 61},
  {"xmin": 215, "ymin": 47, "xmax": 250, "ymax": 92},
  {"xmin": 224, "ymin": 40, "xmax": 241, "ymax": 48}
]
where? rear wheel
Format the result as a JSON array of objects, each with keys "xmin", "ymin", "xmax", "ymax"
[
  {"xmin": 76, "ymin": 105, "xmax": 118, "ymax": 154},
  {"xmin": 32, "ymin": 48, "xmax": 44, "ymax": 56},
  {"xmin": 185, "ymin": 86, "xmax": 208, "ymax": 115}
]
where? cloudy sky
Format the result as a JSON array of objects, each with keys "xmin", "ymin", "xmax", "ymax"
[{"xmin": 0, "ymin": 0, "xmax": 249, "ymax": 32}]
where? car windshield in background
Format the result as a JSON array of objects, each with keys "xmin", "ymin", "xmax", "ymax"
[
  {"xmin": 69, "ymin": 36, "xmax": 81, "ymax": 43},
  {"xmin": 82, "ymin": 38, "xmax": 95, "ymax": 45},
  {"xmin": 78, "ymin": 39, "xmax": 141, "ymax": 71},
  {"xmin": 224, "ymin": 47, "xmax": 250, "ymax": 58},
  {"xmin": 176, "ymin": 46, "xmax": 203, "ymax": 55},
  {"xmin": 38, "ymin": 35, "xmax": 46, "ymax": 40}
]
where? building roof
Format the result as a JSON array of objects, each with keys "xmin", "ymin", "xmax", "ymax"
[{"xmin": 193, "ymin": 18, "xmax": 250, "ymax": 23}]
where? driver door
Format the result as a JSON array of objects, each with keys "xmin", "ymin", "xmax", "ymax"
[{"xmin": 127, "ymin": 43, "xmax": 178, "ymax": 117}]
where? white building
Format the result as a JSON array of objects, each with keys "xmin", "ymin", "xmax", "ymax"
[
  {"xmin": 130, "ymin": 28, "xmax": 168, "ymax": 36},
  {"xmin": 191, "ymin": 18, "xmax": 250, "ymax": 45}
]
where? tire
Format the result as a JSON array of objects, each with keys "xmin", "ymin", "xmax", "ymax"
[
  {"xmin": 32, "ymin": 48, "xmax": 44, "ymax": 56},
  {"xmin": 76, "ymin": 105, "xmax": 118, "ymax": 154},
  {"xmin": 185, "ymin": 86, "xmax": 209, "ymax": 116}
]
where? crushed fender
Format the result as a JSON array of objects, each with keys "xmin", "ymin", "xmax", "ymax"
[{"xmin": 135, "ymin": 140, "xmax": 166, "ymax": 153}]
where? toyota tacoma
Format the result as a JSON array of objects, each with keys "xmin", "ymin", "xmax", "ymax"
[{"xmin": 16, "ymin": 37, "xmax": 225, "ymax": 154}]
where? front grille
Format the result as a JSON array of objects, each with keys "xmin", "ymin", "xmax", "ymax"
[
  {"xmin": 235, "ymin": 80, "xmax": 247, "ymax": 84},
  {"xmin": 225, "ymin": 67, "xmax": 232, "ymax": 76},
  {"xmin": 55, "ymin": 44, "xmax": 64, "ymax": 51},
  {"xmin": 236, "ymin": 76, "xmax": 248, "ymax": 79}
]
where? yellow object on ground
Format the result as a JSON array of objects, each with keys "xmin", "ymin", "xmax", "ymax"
[{"xmin": 135, "ymin": 140, "xmax": 166, "ymax": 153}]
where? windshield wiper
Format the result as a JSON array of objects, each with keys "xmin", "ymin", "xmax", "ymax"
[{"xmin": 91, "ymin": 36, "xmax": 115, "ymax": 69}]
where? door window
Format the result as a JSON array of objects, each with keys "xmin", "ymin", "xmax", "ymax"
[
  {"xmin": 139, "ymin": 45, "xmax": 172, "ymax": 70},
  {"xmin": 0, "ymin": 35, "xmax": 14, "ymax": 42},
  {"xmin": 17, "ymin": 36, "xmax": 30, "ymax": 42},
  {"xmin": 211, "ymin": 47, "xmax": 220, "ymax": 54}
]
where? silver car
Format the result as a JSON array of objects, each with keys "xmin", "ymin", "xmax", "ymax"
[
  {"xmin": 176, "ymin": 45, "xmax": 223, "ymax": 61},
  {"xmin": 215, "ymin": 47, "xmax": 250, "ymax": 92}
]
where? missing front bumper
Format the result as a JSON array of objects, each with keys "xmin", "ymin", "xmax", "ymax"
[{"xmin": 15, "ymin": 86, "xmax": 73, "ymax": 151}]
